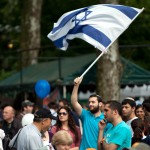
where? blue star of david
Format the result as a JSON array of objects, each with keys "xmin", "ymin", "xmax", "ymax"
[{"xmin": 72, "ymin": 10, "xmax": 92, "ymax": 26}]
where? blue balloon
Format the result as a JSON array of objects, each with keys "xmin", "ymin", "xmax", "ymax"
[{"xmin": 35, "ymin": 80, "xmax": 51, "ymax": 99}]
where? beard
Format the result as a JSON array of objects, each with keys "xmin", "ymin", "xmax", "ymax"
[{"xmin": 90, "ymin": 105, "xmax": 99, "ymax": 114}]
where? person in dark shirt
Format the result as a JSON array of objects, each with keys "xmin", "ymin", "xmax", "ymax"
[
  {"xmin": 1, "ymin": 106, "xmax": 22, "ymax": 150},
  {"xmin": 142, "ymin": 116, "xmax": 150, "ymax": 146}
]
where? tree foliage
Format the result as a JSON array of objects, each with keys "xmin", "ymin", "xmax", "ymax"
[
  {"xmin": 0, "ymin": 0, "xmax": 150, "ymax": 80},
  {"xmin": 118, "ymin": 0, "xmax": 150, "ymax": 70}
]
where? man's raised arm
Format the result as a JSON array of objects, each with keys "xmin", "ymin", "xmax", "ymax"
[{"xmin": 71, "ymin": 77, "xmax": 83, "ymax": 116}]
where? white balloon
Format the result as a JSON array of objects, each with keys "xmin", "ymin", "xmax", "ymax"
[{"xmin": 22, "ymin": 113, "xmax": 34, "ymax": 127}]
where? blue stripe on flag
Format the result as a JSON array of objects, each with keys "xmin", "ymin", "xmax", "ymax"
[
  {"xmin": 52, "ymin": 7, "xmax": 88, "ymax": 34},
  {"xmin": 71, "ymin": 25, "xmax": 111, "ymax": 47},
  {"xmin": 53, "ymin": 25, "xmax": 111, "ymax": 49},
  {"xmin": 104, "ymin": 5, "xmax": 138, "ymax": 19},
  {"xmin": 53, "ymin": 36, "xmax": 65, "ymax": 48}
]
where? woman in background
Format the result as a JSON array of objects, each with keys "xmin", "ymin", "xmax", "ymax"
[
  {"xmin": 50, "ymin": 106, "xmax": 81, "ymax": 150},
  {"xmin": 135, "ymin": 104, "xmax": 145, "ymax": 120}
]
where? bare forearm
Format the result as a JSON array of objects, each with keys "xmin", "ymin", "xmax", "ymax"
[
  {"xmin": 98, "ymin": 130, "xmax": 104, "ymax": 150},
  {"xmin": 71, "ymin": 77, "xmax": 83, "ymax": 115},
  {"xmin": 71, "ymin": 85, "xmax": 79, "ymax": 106}
]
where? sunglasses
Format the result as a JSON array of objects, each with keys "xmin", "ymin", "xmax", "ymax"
[{"xmin": 58, "ymin": 112, "xmax": 68, "ymax": 116}]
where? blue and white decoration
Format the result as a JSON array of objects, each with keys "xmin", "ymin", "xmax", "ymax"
[{"xmin": 47, "ymin": 4, "xmax": 144, "ymax": 52}]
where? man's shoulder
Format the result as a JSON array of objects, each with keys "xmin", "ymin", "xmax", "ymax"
[
  {"xmin": 81, "ymin": 109, "xmax": 104, "ymax": 121},
  {"xmin": 81, "ymin": 109, "xmax": 93, "ymax": 117},
  {"xmin": 116, "ymin": 121, "xmax": 131, "ymax": 132},
  {"xmin": 21, "ymin": 125, "xmax": 40, "ymax": 135},
  {"xmin": 126, "ymin": 117, "xmax": 138, "ymax": 124},
  {"xmin": 16, "ymin": 112, "xmax": 24, "ymax": 120},
  {"xmin": 117, "ymin": 121, "xmax": 127, "ymax": 127},
  {"xmin": 12, "ymin": 118, "xmax": 22, "ymax": 128}
]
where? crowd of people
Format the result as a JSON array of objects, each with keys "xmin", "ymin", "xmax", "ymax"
[{"xmin": 0, "ymin": 77, "xmax": 149, "ymax": 150}]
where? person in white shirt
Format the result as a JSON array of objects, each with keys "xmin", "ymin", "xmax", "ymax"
[
  {"xmin": 122, "ymin": 97, "xmax": 138, "ymax": 136},
  {"xmin": 0, "ymin": 129, "xmax": 5, "ymax": 150},
  {"xmin": 47, "ymin": 102, "xmax": 58, "ymax": 126}
]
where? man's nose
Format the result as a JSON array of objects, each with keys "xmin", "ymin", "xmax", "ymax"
[{"xmin": 89, "ymin": 102, "xmax": 93, "ymax": 106}]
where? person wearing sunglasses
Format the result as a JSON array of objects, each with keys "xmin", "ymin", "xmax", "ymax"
[{"xmin": 50, "ymin": 106, "xmax": 81, "ymax": 150}]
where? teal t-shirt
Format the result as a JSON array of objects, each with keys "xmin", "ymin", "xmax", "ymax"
[
  {"xmin": 104, "ymin": 121, "xmax": 131, "ymax": 150},
  {"xmin": 79, "ymin": 109, "xmax": 107, "ymax": 150}
]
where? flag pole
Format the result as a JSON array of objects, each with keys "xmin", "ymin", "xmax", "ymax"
[{"xmin": 80, "ymin": 51, "xmax": 105, "ymax": 78}]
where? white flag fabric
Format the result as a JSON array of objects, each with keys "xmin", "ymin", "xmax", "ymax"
[{"xmin": 47, "ymin": 4, "xmax": 143, "ymax": 52}]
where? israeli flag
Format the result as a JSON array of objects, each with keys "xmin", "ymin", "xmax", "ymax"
[{"xmin": 47, "ymin": 4, "xmax": 144, "ymax": 52}]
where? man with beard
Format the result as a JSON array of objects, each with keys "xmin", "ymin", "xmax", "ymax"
[
  {"xmin": 98, "ymin": 101, "xmax": 131, "ymax": 150},
  {"xmin": 71, "ymin": 77, "xmax": 106, "ymax": 150}
]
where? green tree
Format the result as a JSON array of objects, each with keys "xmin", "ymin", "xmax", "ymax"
[{"xmin": 119, "ymin": 0, "xmax": 150, "ymax": 70}]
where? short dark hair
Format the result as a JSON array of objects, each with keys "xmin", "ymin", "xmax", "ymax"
[
  {"xmin": 122, "ymin": 98, "xmax": 136, "ymax": 108},
  {"xmin": 33, "ymin": 117, "xmax": 43, "ymax": 122},
  {"xmin": 131, "ymin": 118, "xmax": 144, "ymax": 132},
  {"xmin": 131, "ymin": 118, "xmax": 144, "ymax": 140},
  {"xmin": 89, "ymin": 94, "xmax": 102, "ymax": 103},
  {"xmin": 143, "ymin": 99, "xmax": 150, "ymax": 113},
  {"xmin": 136, "ymin": 104, "xmax": 144, "ymax": 111},
  {"xmin": 48, "ymin": 102, "xmax": 58, "ymax": 109},
  {"xmin": 106, "ymin": 100, "xmax": 122, "ymax": 116}
]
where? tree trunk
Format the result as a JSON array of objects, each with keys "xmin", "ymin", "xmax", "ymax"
[
  {"xmin": 96, "ymin": 41, "xmax": 122, "ymax": 101},
  {"xmin": 20, "ymin": 0, "xmax": 43, "ymax": 67},
  {"xmin": 96, "ymin": 0, "xmax": 123, "ymax": 101}
]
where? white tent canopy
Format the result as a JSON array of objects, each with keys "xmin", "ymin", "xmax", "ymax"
[
  {"xmin": 78, "ymin": 84, "xmax": 150, "ymax": 101},
  {"xmin": 120, "ymin": 84, "xmax": 150, "ymax": 99}
]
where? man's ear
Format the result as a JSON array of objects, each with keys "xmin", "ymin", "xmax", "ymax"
[
  {"xmin": 113, "ymin": 109, "xmax": 118, "ymax": 115},
  {"xmin": 24, "ymin": 106, "xmax": 28, "ymax": 111},
  {"xmin": 41, "ymin": 119, "xmax": 45, "ymax": 125},
  {"xmin": 132, "ymin": 106, "xmax": 136, "ymax": 112},
  {"xmin": 99, "ymin": 102, "xmax": 102, "ymax": 107}
]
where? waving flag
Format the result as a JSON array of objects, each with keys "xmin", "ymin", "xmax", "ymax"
[{"xmin": 47, "ymin": 4, "xmax": 144, "ymax": 52}]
